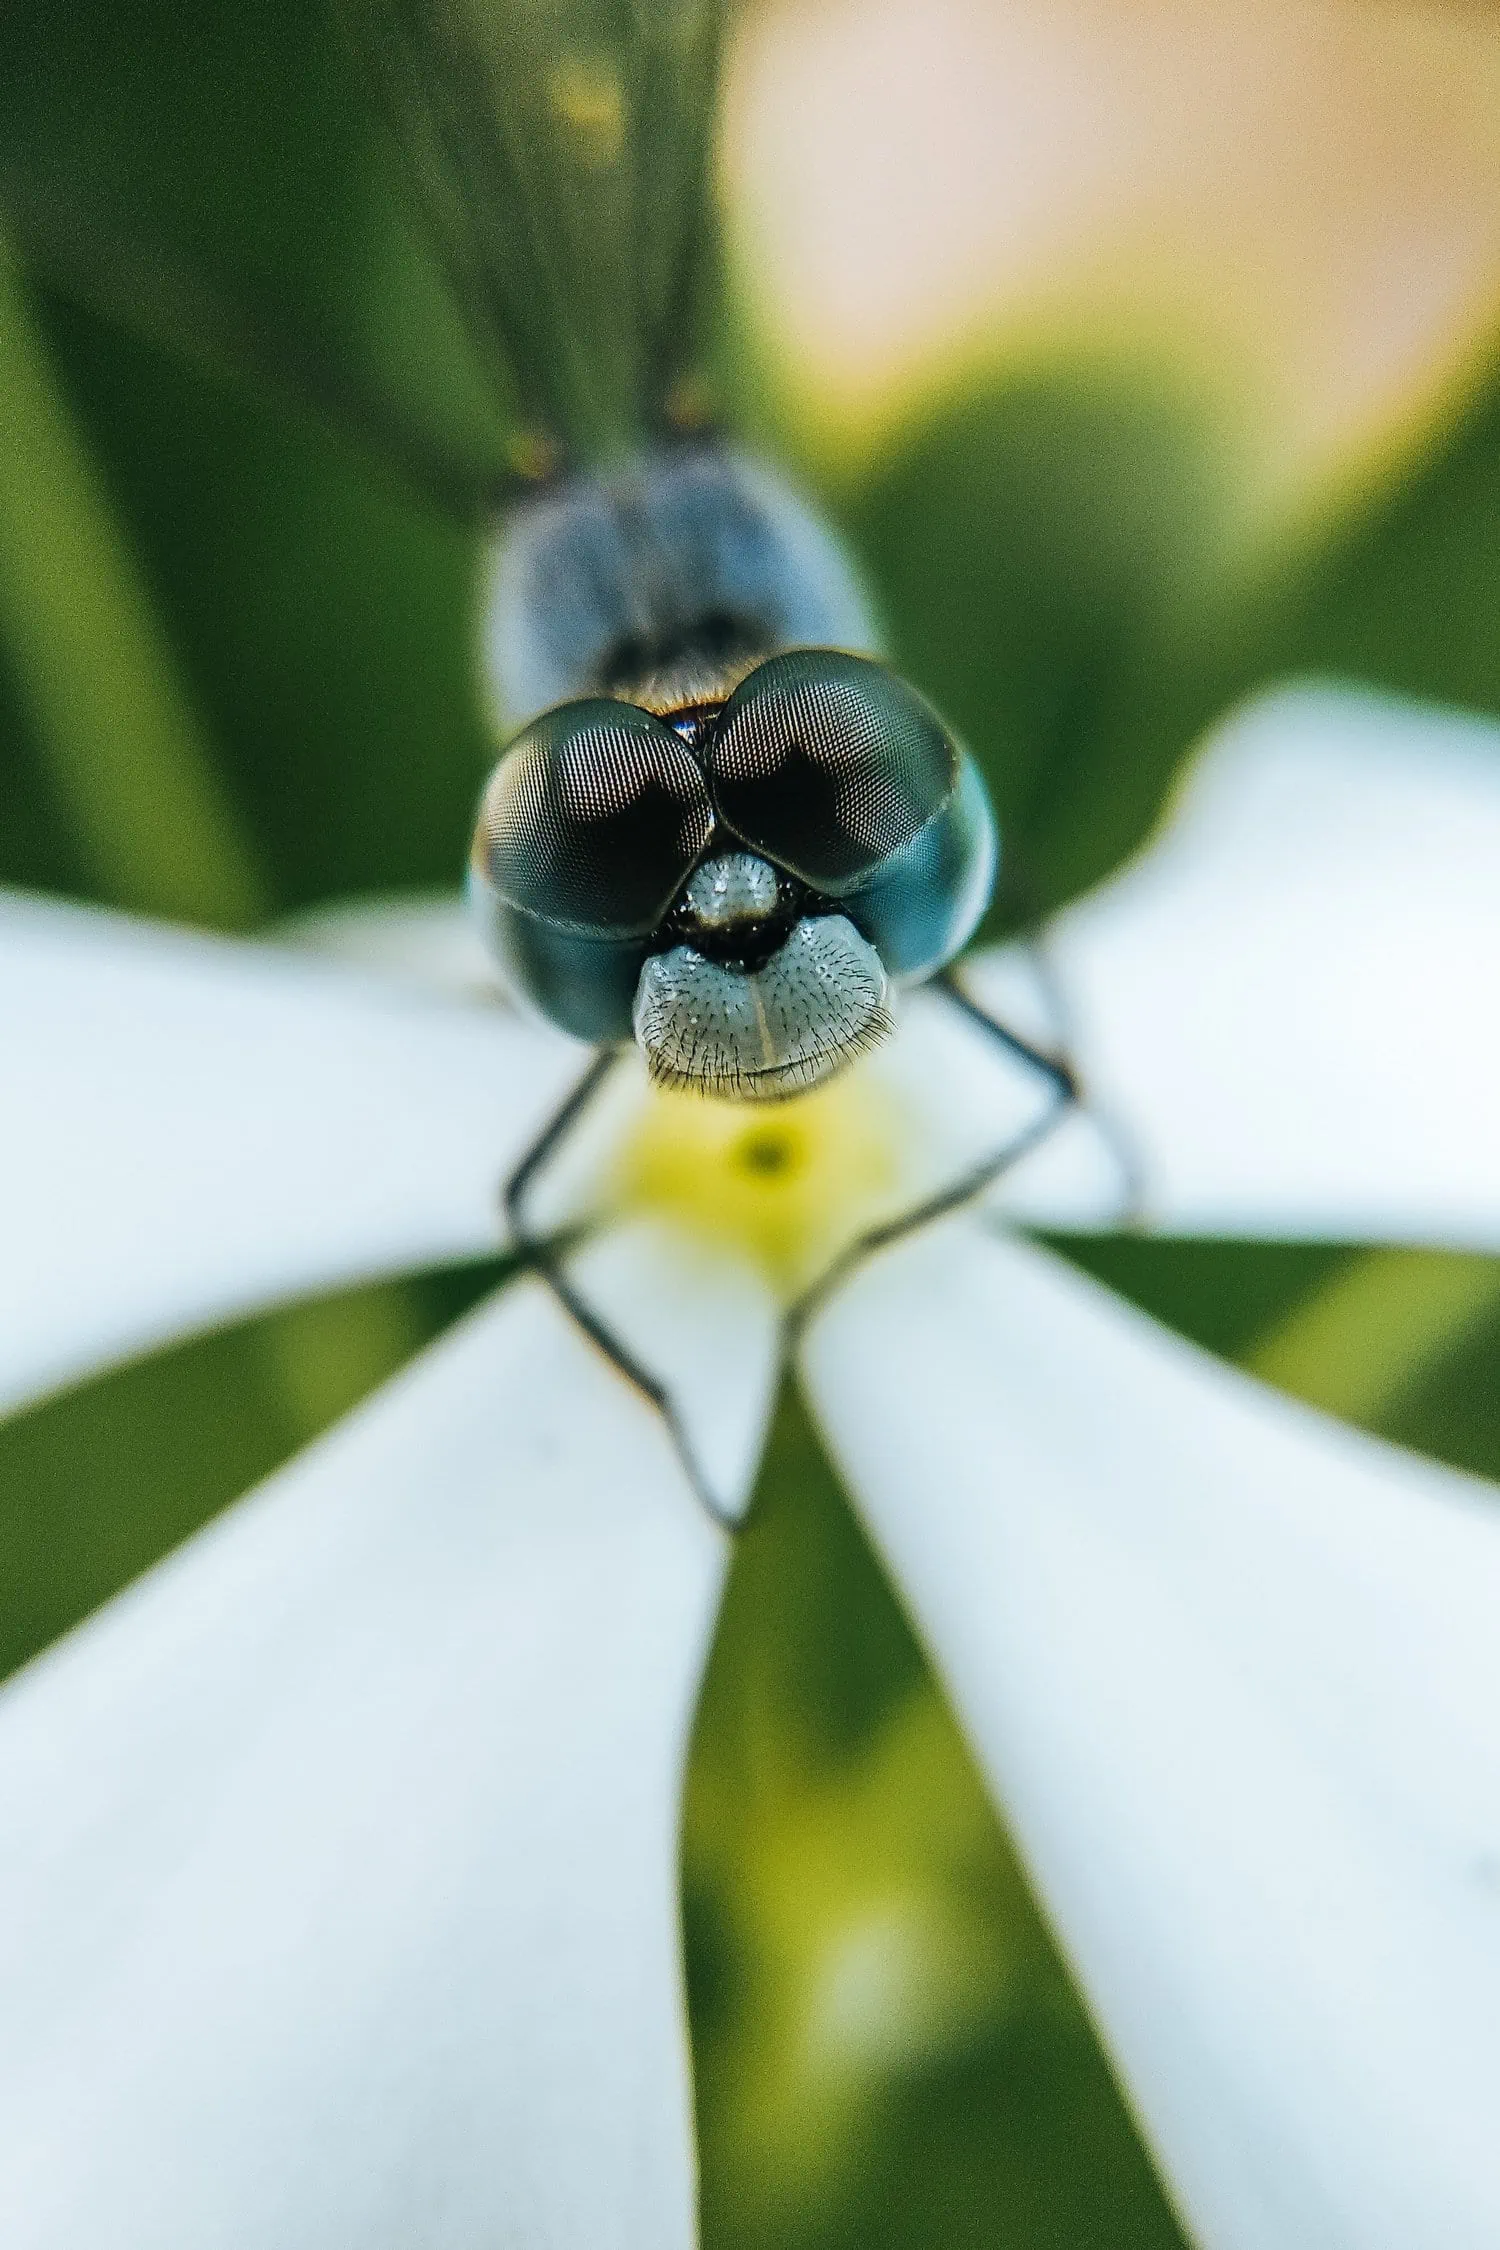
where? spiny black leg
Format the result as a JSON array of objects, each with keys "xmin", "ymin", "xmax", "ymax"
[
  {"xmin": 786, "ymin": 988, "xmax": 1078, "ymax": 1343},
  {"xmin": 502, "ymin": 1048, "xmax": 742, "ymax": 1533},
  {"xmin": 935, "ymin": 962, "xmax": 1080, "ymax": 1105},
  {"xmin": 946, "ymin": 953, "xmax": 1147, "ymax": 1226},
  {"xmin": 787, "ymin": 1071, "xmax": 1076, "ymax": 1341},
  {"xmin": 1018, "ymin": 938, "xmax": 1148, "ymax": 1223},
  {"xmin": 502, "ymin": 1048, "xmax": 621, "ymax": 1247},
  {"xmin": 531, "ymin": 1260, "xmax": 743, "ymax": 1533}
]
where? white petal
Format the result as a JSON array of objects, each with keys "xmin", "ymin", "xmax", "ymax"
[
  {"xmin": 279, "ymin": 897, "xmax": 1130, "ymax": 1266},
  {"xmin": 280, "ymin": 891, "xmax": 509, "ymax": 1000},
  {"xmin": 0, "ymin": 889, "xmax": 583, "ymax": 1413},
  {"xmin": 803, "ymin": 1217, "xmax": 1500, "ymax": 2250},
  {"xmin": 0, "ymin": 1264, "xmax": 730, "ymax": 2249},
  {"xmin": 976, "ymin": 684, "xmax": 1500, "ymax": 1243}
]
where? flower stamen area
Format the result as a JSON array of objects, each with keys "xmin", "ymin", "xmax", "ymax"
[{"xmin": 608, "ymin": 1061, "xmax": 915, "ymax": 1297}]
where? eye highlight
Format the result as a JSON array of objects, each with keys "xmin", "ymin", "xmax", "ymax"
[
  {"xmin": 707, "ymin": 649, "xmax": 959, "ymax": 893},
  {"xmin": 474, "ymin": 698, "xmax": 713, "ymax": 936}
]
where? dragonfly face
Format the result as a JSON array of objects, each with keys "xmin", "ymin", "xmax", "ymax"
[{"xmin": 469, "ymin": 454, "xmax": 997, "ymax": 1099}]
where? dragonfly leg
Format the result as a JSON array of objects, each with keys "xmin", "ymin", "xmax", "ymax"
[
  {"xmin": 1004, "ymin": 936, "xmax": 1148, "ymax": 1224},
  {"xmin": 501, "ymin": 1048, "xmax": 742, "ymax": 1532},
  {"xmin": 787, "ymin": 954, "xmax": 1143, "ymax": 1339},
  {"xmin": 935, "ymin": 958, "xmax": 1080, "ymax": 1107},
  {"xmin": 786, "ymin": 985, "xmax": 1076, "ymax": 1341}
]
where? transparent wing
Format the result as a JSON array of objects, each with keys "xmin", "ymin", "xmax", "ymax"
[{"xmin": 342, "ymin": 0, "xmax": 726, "ymax": 470}]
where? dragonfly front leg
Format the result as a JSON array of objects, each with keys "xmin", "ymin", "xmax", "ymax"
[
  {"xmin": 786, "ymin": 953, "xmax": 1147, "ymax": 1340},
  {"xmin": 501, "ymin": 1046, "xmax": 744, "ymax": 1532},
  {"xmin": 785, "ymin": 974, "xmax": 1080, "ymax": 1343}
]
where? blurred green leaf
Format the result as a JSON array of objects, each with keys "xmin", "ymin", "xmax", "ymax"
[
  {"xmin": 1055, "ymin": 1237, "xmax": 1350, "ymax": 1366},
  {"xmin": 25, "ymin": 291, "xmax": 490, "ymax": 911},
  {"xmin": 0, "ymin": 0, "xmax": 508, "ymax": 917},
  {"xmin": 1058, "ymin": 1235, "xmax": 1500, "ymax": 1499},
  {"xmin": 0, "ymin": 252, "xmax": 265, "ymax": 925},
  {"xmin": 0, "ymin": 1263, "xmax": 503, "ymax": 1688},
  {"xmin": 0, "ymin": 1317, "xmax": 295, "ymax": 1686},
  {"xmin": 1248, "ymin": 1248, "xmax": 1500, "ymax": 1425},
  {"xmin": 1380, "ymin": 1291, "xmax": 1500, "ymax": 1485},
  {"xmin": 1269, "ymin": 364, "xmax": 1500, "ymax": 717},
  {"xmin": 0, "ymin": 0, "xmax": 510, "ymax": 508},
  {"xmin": 1071, "ymin": 343, "xmax": 1500, "ymax": 911},
  {"xmin": 839, "ymin": 336, "xmax": 1500, "ymax": 929}
]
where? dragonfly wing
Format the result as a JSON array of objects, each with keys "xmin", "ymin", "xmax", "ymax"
[
  {"xmin": 625, "ymin": 0, "xmax": 726, "ymax": 422},
  {"xmin": 343, "ymin": 0, "xmax": 726, "ymax": 470}
]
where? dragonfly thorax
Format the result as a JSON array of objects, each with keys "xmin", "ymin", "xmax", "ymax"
[{"xmin": 480, "ymin": 446, "xmax": 881, "ymax": 732}]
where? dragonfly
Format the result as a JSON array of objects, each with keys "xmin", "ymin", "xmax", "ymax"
[{"xmin": 2, "ymin": 0, "xmax": 1101, "ymax": 1518}]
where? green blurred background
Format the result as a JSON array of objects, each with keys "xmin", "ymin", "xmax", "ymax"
[{"xmin": 4, "ymin": 2, "xmax": 1500, "ymax": 2243}]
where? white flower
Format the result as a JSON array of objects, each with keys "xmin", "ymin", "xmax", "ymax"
[{"xmin": 2, "ymin": 681, "xmax": 1500, "ymax": 2250}]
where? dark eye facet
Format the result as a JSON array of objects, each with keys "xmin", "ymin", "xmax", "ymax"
[
  {"xmin": 707, "ymin": 650, "xmax": 959, "ymax": 893},
  {"xmin": 474, "ymin": 699, "xmax": 713, "ymax": 936}
]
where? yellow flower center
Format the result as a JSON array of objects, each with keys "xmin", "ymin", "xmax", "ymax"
[{"xmin": 608, "ymin": 1059, "xmax": 916, "ymax": 1297}]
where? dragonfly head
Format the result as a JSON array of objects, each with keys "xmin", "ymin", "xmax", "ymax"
[{"xmin": 469, "ymin": 650, "xmax": 997, "ymax": 1103}]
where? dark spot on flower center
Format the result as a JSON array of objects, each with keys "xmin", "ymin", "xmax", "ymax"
[{"xmin": 737, "ymin": 1129, "xmax": 795, "ymax": 1178}]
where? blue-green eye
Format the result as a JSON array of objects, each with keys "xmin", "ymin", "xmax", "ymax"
[
  {"xmin": 474, "ymin": 699, "xmax": 712, "ymax": 933},
  {"xmin": 470, "ymin": 697, "xmax": 713, "ymax": 1044},
  {"xmin": 834, "ymin": 755, "xmax": 997, "ymax": 983},
  {"xmin": 709, "ymin": 650, "xmax": 957, "ymax": 891},
  {"xmin": 470, "ymin": 643, "xmax": 999, "ymax": 1048},
  {"xmin": 708, "ymin": 649, "xmax": 996, "ymax": 982}
]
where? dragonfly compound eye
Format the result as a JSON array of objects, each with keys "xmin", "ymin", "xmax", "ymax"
[
  {"xmin": 707, "ymin": 651, "xmax": 998, "ymax": 983},
  {"xmin": 470, "ymin": 698, "xmax": 713, "ymax": 1043},
  {"xmin": 710, "ymin": 650, "xmax": 950, "ymax": 888}
]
